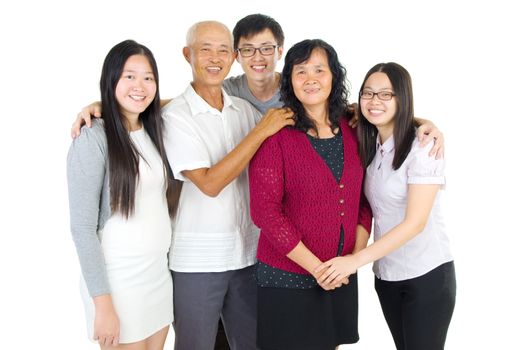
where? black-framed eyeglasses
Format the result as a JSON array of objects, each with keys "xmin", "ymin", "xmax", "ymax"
[
  {"xmin": 360, "ymin": 90, "xmax": 396, "ymax": 101},
  {"xmin": 237, "ymin": 45, "xmax": 279, "ymax": 57}
]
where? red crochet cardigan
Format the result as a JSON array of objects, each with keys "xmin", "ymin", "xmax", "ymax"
[{"xmin": 249, "ymin": 118, "xmax": 372, "ymax": 274}]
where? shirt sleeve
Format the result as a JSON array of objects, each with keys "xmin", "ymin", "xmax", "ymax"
[
  {"xmin": 249, "ymin": 135, "xmax": 303, "ymax": 255},
  {"xmin": 407, "ymin": 141, "xmax": 446, "ymax": 185},
  {"xmin": 162, "ymin": 111, "xmax": 211, "ymax": 181},
  {"xmin": 67, "ymin": 126, "xmax": 110, "ymax": 297}
]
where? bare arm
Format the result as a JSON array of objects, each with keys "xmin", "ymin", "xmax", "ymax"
[
  {"xmin": 184, "ymin": 108, "xmax": 294, "ymax": 197},
  {"xmin": 352, "ymin": 225, "xmax": 370, "ymax": 254},
  {"xmin": 316, "ymin": 184, "xmax": 441, "ymax": 286}
]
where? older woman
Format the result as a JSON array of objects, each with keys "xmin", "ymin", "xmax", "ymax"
[{"xmin": 249, "ymin": 39, "xmax": 372, "ymax": 350}]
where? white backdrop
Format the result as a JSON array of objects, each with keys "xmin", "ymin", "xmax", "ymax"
[{"xmin": 1, "ymin": 0, "xmax": 526, "ymax": 349}]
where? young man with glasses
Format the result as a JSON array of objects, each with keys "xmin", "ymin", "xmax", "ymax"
[{"xmin": 222, "ymin": 14, "xmax": 285, "ymax": 114}]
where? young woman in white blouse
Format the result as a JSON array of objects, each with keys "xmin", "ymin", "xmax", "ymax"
[{"xmin": 315, "ymin": 62, "xmax": 456, "ymax": 350}]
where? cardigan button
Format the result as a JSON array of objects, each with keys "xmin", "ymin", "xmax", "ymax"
[
  {"xmin": 339, "ymin": 183, "xmax": 344, "ymax": 189},
  {"xmin": 340, "ymin": 212, "xmax": 345, "ymax": 217},
  {"xmin": 339, "ymin": 198, "xmax": 344, "ymax": 204}
]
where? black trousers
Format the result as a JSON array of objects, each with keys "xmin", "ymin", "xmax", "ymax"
[{"xmin": 375, "ymin": 261, "xmax": 456, "ymax": 350}]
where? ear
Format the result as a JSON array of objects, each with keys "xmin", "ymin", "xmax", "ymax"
[
  {"xmin": 277, "ymin": 46, "xmax": 284, "ymax": 60},
  {"xmin": 183, "ymin": 47, "xmax": 191, "ymax": 63},
  {"xmin": 234, "ymin": 49, "xmax": 241, "ymax": 63}
]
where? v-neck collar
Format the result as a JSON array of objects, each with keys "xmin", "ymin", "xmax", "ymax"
[{"xmin": 295, "ymin": 118, "xmax": 351, "ymax": 186}]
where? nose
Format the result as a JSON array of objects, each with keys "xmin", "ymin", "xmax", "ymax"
[
  {"xmin": 132, "ymin": 80, "xmax": 144, "ymax": 91},
  {"xmin": 305, "ymin": 71, "xmax": 317, "ymax": 84}
]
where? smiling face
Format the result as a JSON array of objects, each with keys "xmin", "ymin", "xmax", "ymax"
[
  {"xmin": 184, "ymin": 22, "xmax": 235, "ymax": 89},
  {"xmin": 360, "ymin": 72, "xmax": 397, "ymax": 134},
  {"xmin": 115, "ymin": 54, "xmax": 156, "ymax": 123},
  {"xmin": 236, "ymin": 28, "xmax": 283, "ymax": 83},
  {"xmin": 291, "ymin": 48, "xmax": 332, "ymax": 110}
]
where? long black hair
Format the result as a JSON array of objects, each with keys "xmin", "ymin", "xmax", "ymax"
[
  {"xmin": 280, "ymin": 39, "xmax": 349, "ymax": 136},
  {"xmin": 357, "ymin": 62, "xmax": 417, "ymax": 170},
  {"xmin": 100, "ymin": 39, "xmax": 180, "ymax": 218}
]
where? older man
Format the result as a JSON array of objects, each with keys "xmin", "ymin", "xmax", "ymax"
[{"xmin": 162, "ymin": 21, "xmax": 293, "ymax": 350}]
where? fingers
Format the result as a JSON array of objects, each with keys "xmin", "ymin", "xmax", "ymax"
[
  {"xmin": 430, "ymin": 143, "xmax": 444, "ymax": 159},
  {"xmin": 70, "ymin": 113, "xmax": 89, "ymax": 139},
  {"xmin": 418, "ymin": 131, "xmax": 432, "ymax": 146},
  {"xmin": 112, "ymin": 333, "xmax": 120, "ymax": 347},
  {"xmin": 429, "ymin": 133, "xmax": 445, "ymax": 159},
  {"xmin": 313, "ymin": 261, "xmax": 329, "ymax": 275},
  {"xmin": 318, "ymin": 269, "xmax": 341, "ymax": 287},
  {"xmin": 95, "ymin": 333, "xmax": 119, "ymax": 347}
]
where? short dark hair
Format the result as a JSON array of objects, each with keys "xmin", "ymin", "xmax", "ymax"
[
  {"xmin": 357, "ymin": 62, "xmax": 416, "ymax": 170},
  {"xmin": 280, "ymin": 39, "xmax": 349, "ymax": 136},
  {"xmin": 233, "ymin": 14, "xmax": 284, "ymax": 49}
]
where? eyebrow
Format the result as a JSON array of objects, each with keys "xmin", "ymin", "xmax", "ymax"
[
  {"xmin": 239, "ymin": 41, "xmax": 275, "ymax": 47},
  {"xmin": 199, "ymin": 42, "xmax": 231, "ymax": 49},
  {"xmin": 122, "ymin": 69, "xmax": 153, "ymax": 74},
  {"xmin": 293, "ymin": 63, "xmax": 326, "ymax": 69},
  {"xmin": 363, "ymin": 86, "xmax": 392, "ymax": 91}
]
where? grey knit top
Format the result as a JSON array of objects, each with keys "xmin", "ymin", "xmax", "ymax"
[{"xmin": 67, "ymin": 119, "xmax": 112, "ymax": 297}]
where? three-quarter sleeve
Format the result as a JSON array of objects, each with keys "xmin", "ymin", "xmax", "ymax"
[
  {"xmin": 357, "ymin": 189, "xmax": 373, "ymax": 234},
  {"xmin": 67, "ymin": 126, "xmax": 110, "ymax": 297},
  {"xmin": 249, "ymin": 136, "xmax": 302, "ymax": 255}
]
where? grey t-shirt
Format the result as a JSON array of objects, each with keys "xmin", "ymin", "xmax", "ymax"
[{"xmin": 223, "ymin": 74, "xmax": 283, "ymax": 114}]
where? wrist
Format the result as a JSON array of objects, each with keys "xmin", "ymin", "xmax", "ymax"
[
  {"xmin": 251, "ymin": 123, "xmax": 271, "ymax": 141},
  {"xmin": 93, "ymin": 294, "xmax": 114, "ymax": 309}
]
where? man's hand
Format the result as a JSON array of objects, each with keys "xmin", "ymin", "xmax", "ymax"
[
  {"xmin": 253, "ymin": 108, "xmax": 295, "ymax": 138},
  {"xmin": 71, "ymin": 101, "xmax": 102, "ymax": 138},
  {"xmin": 416, "ymin": 120, "xmax": 444, "ymax": 159},
  {"xmin": 347, "ymin": 103, "xmax": 359, "ymax": 128}
]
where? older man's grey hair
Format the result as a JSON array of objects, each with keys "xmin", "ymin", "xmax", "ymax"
[{"xmin": 186, "ymin": 21, "xmax": 234, "ymax": 48}]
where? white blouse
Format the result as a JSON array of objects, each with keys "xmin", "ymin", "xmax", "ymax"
[{"xmin": 364, "ymin": 135, "xmax": 453, "ymax": 281}]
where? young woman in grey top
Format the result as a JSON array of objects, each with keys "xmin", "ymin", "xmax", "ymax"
[{"xmin": 67, "ymin": 40, "xmax": 179, "ymax": 349}]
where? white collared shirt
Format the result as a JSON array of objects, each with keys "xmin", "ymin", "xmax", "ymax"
[
  {"xmin": 364, "ymin": 135, "xmax": 453, "ymax": 281},
  {"xmin": 162, "ymin": 84, "xmax": 262, "ymax": 272}
]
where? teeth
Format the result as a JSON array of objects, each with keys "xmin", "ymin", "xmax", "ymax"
[
  {"xmin": 207, "ymin": 67, "xmax": 221, "ymax": 71},
  {"xmin": 252, "ymin": 65, "xmax": 265, "ymax": 70},
  {"xmin": 130, "ymin": 95, "xmax": 145, "ymax": 101}
]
